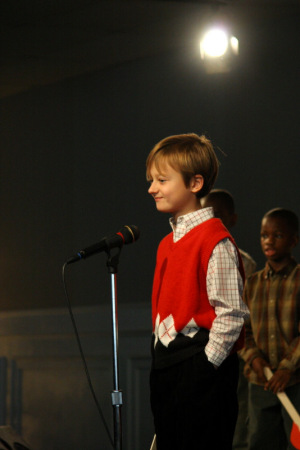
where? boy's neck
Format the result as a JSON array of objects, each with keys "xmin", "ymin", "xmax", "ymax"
[{"xmin": 267, "ymin": 255, "xmax": 294, "ymax": 273}]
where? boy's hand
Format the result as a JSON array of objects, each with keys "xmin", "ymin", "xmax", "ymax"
[
  {"xmin": 251, "ymin": 357, "xmax": 269, "ymax": 383},
  {"xmin": 264, "ymin": 369, "xmax": 292, "ymax": 394}
]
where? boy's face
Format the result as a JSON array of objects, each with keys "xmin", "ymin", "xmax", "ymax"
[
  {"xmin": 201, "ymin": 197, "xmax": 236, "ymax": 230},
  {"xmin": 260, "ymin": 216, "xmax": 298, "ymax": 265},
  {"xmin": 148, "ymin": 163, "xmax": 202, "ymax": 220}
]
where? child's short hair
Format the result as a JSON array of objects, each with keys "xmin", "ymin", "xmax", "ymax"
[
  {"xmin": 146, "ymin": 133, "xmax": 219, "ymax": 198},
  {"xmin": 203, "ymin": 189, "xmax": 235, "ymax": 215},
  {"xmin": 263, "ymin": 208, "xmax": 299, "ymax": 235}
]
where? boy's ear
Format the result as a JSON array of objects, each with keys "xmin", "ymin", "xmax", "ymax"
[
  {"xmin": 190, "ymin": 175, "xmax": 204, "ymax": 193},
  {"xmin": 230, "ymin": 213, "xmax": 238, "ymax": 228}
]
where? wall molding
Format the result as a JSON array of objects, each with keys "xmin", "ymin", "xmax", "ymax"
[{"xmin": 0, "ymin": 303, "xmax": 153, "ymax": 450}]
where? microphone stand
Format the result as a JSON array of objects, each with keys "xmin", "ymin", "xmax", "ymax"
[{"xmin": 106, "ymin": 247, "xmax": 123, "ymax": 450}]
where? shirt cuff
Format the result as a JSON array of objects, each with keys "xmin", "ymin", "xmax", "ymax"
[
  {"xmin": 278, "ymin": 358, "xmax": 296, "ymax": 372},
  {"xmin": 205, "ymin": 343, "xmax": 226, "ymax": 367}
]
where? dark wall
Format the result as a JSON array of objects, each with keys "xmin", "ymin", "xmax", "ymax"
[{"xmin": 0, "ymin": 11, "xmax": 299, "ymax": 310}]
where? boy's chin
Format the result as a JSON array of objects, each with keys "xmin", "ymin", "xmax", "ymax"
[
  {"xmin": 156, "ymin": 205, "xmax": 172, "ymax": 214},
  {"xmin": 265, "ymin": 253, "xmax": 278, "ymax": 262}
]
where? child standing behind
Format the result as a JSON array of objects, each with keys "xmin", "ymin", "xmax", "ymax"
[
  {"xmin": 146, "ymin": 133, "xmax": 249, "ymax": 450},
  {"xmin": 201, "ymin": 188, "xmax": 256, "ymax": 450},
  {"xmin": 241, "ymin": 208, "xmax": 300, "ymax": 449},
  {"xmin": 201, "ymin": 189, "xmax": 256, "ymax": 278}
]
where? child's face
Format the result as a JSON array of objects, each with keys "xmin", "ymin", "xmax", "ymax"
[
  {"xmin": 201, "ymin": 197, "xmax": 236, "ymax": 230},
  {"xmin": 148, "ymin": 163, "xmax": 201, "ymax": 220},
  {"xmin": 260, "ymin": 216, "xmax": 298, "ymax": 265}
]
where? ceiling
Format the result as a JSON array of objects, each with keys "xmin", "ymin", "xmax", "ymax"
[{"xmin": 0, "ymin": 0, "xmax": 300, "ymax": 99}]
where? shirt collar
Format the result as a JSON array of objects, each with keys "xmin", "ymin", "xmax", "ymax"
[
  {"xmin": 263, "ymin": 258, "xmax": 297, "ymax": 279},
  {"xmin": 169, "ymin": 207, "xmax": 214, "ymax": 243}
]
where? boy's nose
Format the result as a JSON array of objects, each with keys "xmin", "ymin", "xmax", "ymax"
[{"xmin": 148, "ymin": 182, "xmax": 156, "ymax": 194}]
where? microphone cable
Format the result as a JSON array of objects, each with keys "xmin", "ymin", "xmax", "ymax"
[{"xmin": 61, "ymin": 262, "xmax": 114, "ymax": 448}]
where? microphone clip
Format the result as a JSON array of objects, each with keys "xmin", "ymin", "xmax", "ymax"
[{"xmin": 105, "ymin": 244, "xmax": 122, "ymax": 274}]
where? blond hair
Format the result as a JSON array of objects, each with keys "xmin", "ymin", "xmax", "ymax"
[{"xmin": 146, "ymin": 133, "xmax": 219, "ymax": 198}]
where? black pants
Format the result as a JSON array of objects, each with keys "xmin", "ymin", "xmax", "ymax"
[{"xmin": 150, "ymin": 351, "xmax": 239, "ymax": 450}]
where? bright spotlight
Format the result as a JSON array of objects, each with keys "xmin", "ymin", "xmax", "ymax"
[
  {"xmin": 200, "ymin": 26, "xmax": 239, "ymax": 73},
  {"xmin": 200, "ymin": 29, "xmax": 229, "ymax": 58}
]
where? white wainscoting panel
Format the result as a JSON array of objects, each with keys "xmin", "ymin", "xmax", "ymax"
[{"xmin": 0, "ymin": 303, "xmax": 154, "ymax": 450}]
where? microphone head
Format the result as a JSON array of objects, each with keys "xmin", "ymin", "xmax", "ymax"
[{"xmin": 119, "ymin": 225, "xmax": 140, "ymax": 245}]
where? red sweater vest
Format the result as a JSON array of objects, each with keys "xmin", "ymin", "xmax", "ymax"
[{"xmin": 152, "ymin": 218, "xmax": 245, "ymax": 351}]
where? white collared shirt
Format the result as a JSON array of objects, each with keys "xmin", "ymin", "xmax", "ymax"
[{"xmin": 169, "ymin": 207, "xmax": 249, "ymax": 367}]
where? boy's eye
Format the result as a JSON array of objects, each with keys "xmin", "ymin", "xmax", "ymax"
[
  {"xmin": 275, "ymin": 233, "xmax": 283, "ymax": 239},
  {"xmin": 260, "ymin": 234, "xmax": 268, "ymax": 239},
  {"xmin": 159, "ymin": 178, "xmax": 166, "ymax": 183}
]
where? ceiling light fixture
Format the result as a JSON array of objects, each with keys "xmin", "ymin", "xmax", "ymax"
[{"xmin": 200, "ymin": 25, "xmax": 239, "ymax": 73}]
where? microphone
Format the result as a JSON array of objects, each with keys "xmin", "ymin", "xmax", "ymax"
[{"xmin": 66, "ymin": 225, "xmax": 140, "ymax": 264}]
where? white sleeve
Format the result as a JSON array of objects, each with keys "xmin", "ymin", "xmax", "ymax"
[{"xmin": 205, "ymin": 238, "xmax": 249, "ymax": 367}]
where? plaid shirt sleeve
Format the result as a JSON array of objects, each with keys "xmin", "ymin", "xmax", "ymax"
[
  {"xmin": 205, "ymin": 238, "xmax": 249, "ymax": 367},
  {"xmin": 239, "ymin": 280, "xmax": 263, "ymax": 369}
]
